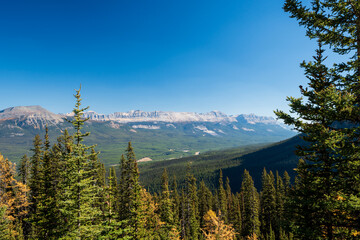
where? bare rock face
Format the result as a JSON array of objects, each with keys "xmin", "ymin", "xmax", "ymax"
[{"xmin": 0, "ymin": 106, "xmax": 64, "ymax": 129}]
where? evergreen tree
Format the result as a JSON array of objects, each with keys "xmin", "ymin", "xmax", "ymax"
[
  {"xmin": 225, "ymin": 177, "xmax": 232, "ymax": 223},
  {"xmin": 198, "ymin": 180, "xmax": 213, "ymax": 228},
  {"xmin": 35, "ymin": 127, "xmax": 61, "ymax": 239},
  {"xmin": 275, "ymin": 171, "xmax": 285, "ymax": 238},
  {"xmin": 275, "ymin": 40, "xmax": 355, "ymax": 238},
  {"xmin": 240, "ymin": 170, "xmax": 260, "ymax": 239},
  {"xmin": 28, "ymin": 134, "xmax": 43, "ymax": 236},
  {"xmin": 281, "ymin": 0, "xmax": 360, "ymax": 237},
  {"xmin": 183, "ymin": 165, "xmax": 200, "ymax": 240},
  {"xmin": 118, "ymin": 142, "xmax": 145, "ymax": 239},
  {"xmin": 228, "ymin": 193, "xmax": 241, "ymax": 238},
  {"xmin": 59, "ymin": 86, "xmax": 103, "ymax": 239},
  {"xmin": 101, "ymin": 167, "xmax": 127, "ymax": 240},
  {"xmin": 217, "ymin": 169, "xmax": 227, "ymax": 222},
  {"xmin": 18, "ymin": 155, "xmax": 30, "ymax": 186},
  {"xmin": 172, "ymin": 175, "xmax": 181, "ymax": 233},
  {"xmin": 260, "ymin": 169, "xmax": 276, "ymax": 239},
  {"xmin": 159, "ymin": 168, "xmax": 175, "ymax": 237}
]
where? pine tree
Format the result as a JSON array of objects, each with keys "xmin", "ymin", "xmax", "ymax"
[
  {"xmin": 172, "ymin": 175, "xmax": 181, "ymax": 233},
  {"xmin": 275, "ymin": 40, "xmax": 355, "ymax": 238},
  {"xmin": 101, "ymin": 167, "xmax": 127, "ymax": 239},
  {"xmin": 198, "ymin": 180, "xmax": 213, "ymax": 228},
  {"xmin": 275, "ymin": 171, "xmax": 285, "ymax": 238},
  {"xmin": 240, "ymin": 170, "xmax": 260, "ymax": 239},
  {"xmin": 260, "ymin": 169, "xmax": 276, "ymax": 239},
  {"xmin": 225, "ymin": 177, "xmax": 232, "ymax": 223},
  {"xmin": 18, "ymin": 155, "xmax": 30, "ymax": 186},
  {"xmin": 183, "ymin": 164, "xmax": 200, "ymax": 240},
  {"xmin": 118, "ymin": 142, "xmax": 146, "ymax": 239},
  {"xmin": 59, "ymin": 86, "xmax": 103, "ymax": 239},
  {"xmin": 28, "ymin": 134, "xmax": 43, "ymax": 236},
  {"xmin": 35, "ymin": 127, "xmax": 61, "ymax": 239},
  {"xmin": 228, "ymin": 193, "xmax": 241, "ymax": 238},
  {"xmin": 217, "ymin": 170, "xmax": 227, "ymax": 222},
  {"xmin": 281, "ymin": 0, "xmax": 360, "ymax": 237},
  {"xmin": 159, "ymin": 168, "xmax": 175, "ymax": 237}
]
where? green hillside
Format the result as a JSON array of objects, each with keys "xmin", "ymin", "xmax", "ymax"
[
  {"xmin": 0, "ymin": 118, "xmax": 296, "ymax": 166},
  {"xmin": 137, "ymin": 135, "xmax": 302, "ymax": 192}
]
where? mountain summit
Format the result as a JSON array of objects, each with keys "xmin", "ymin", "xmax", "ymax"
[{"xmin": 0, "ymin": 105, "xmax": 64, "ymax": 128}]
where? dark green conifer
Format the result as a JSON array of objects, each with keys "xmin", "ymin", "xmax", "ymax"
[
  {"xmin": 183, "ymin": 164, "xmax": 200, "ymax": 240},
  {"xmin": 59, "ymin": 86, "xmax": 103, "ymax": 239},
  {"xmin": 275, "ymin": 171, "xmax": 285, "ymax": 237},
  {"xmin": 118, "ymin": 142, "xmax": 145, "ymax": 239},
  {"xmin": 35, "ymin": 127, "xmax": 61, "ymax": 239},
  {"xmin": 198, "ymin": 180, "xmax": 213, "ymax": 228},
  {"xmin": 240, "ymin": 170, "xmax": 260, "ymax": 238},
  {"xmin": 281, "ymin": 0, "xmax": 360, "ymax": 237},
  {"xmin": 159, "ymin": 168, "xmax": 175, "ymax": 237},
  {"xmin": 275, "ymin": 41, "xmax": 354, "ymax": 239},
  {"xmin": 171, "ymin": 175, "xmax": 181, "ymax": 231},
  {"xmin": 229, "ymin": 192, "xmax": 241, "ymax": 237},
  {"xmin": 217, "ymin": 169, "xmax": 227, "ymax": 222},
  {"xmin": 18, "ymin": 155, "xmax": 30, "ymax": 185},
  {"xmin": 28, "ymin": 134, "xmax": 43, "ymax": 237},
  {"xmin": 260, "ymin": 169, "xmax": 276, "ymax": 239}
]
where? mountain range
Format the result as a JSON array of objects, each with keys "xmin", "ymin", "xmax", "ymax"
[{"xmin": 0, "ymin": 105, "xmax": 296, "ymax": 165}]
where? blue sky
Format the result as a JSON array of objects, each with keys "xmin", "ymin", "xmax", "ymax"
[{"xmin": 0, "ymin": 0, "xmax": 317, "ymax": 116}]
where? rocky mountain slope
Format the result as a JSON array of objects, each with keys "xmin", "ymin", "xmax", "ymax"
[{"xmin": 0, "ymin": 106, "xmax": 296, "ymax": 165}]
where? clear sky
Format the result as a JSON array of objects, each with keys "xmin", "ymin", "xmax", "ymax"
[{"xmin": 0, "ymin": 0, "xmax": 317, "ymax": 116}]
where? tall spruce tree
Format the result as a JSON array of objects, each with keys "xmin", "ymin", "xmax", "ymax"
[
  {"xmin": 28, "ymin": 134, "xmax": 43, "ymax": 237},
  {"xmin": 275, "ymin": 39, "xmax": 356, "ymax": 238},
  {"xmin": 198, "ymin": 180, "xmax": 213, "ymax": 229},
  {"xmin": 35, "ymin": 127, "xmax": 61, "ymax": 239},
  {"xmin": 183, "ymin": 164, "xmax": 200, "ymax": 240},
  {"xmin": 275, "ymin": 171, "xmax": 285, "ymax": 238},
  {"xmin": 228, "ymin": 192, "xmax": 241, "ymax": 238},
  {"xmin": 260, "ymin": 169, "xmax": 276, "ymax": 239},
  {"xmin": 240, "ymin": 170, "xmax": 260, "ymax": 239},
  {"xmin": 172, "ymin": 175, "xmax": 181, "ymax": 233},
  {"xmin": 118, "ymin": 142, "xmax": 145, "ymax": 239},
  {"xmin": 159, "ymin": 168, "xmax": 175, "ymax": 237},
  {"xmin": 217, "ymin": 169, "xmax": 227, "ymax": 222},
  {"xmin": 18, "ymin": 155, "xmax": 30, "ymax": 186},
  {"xmin": 59, "ymin": 86, "xmax": 103, "ymax": 239},
  {"xmin": 281, "ymin": 0, "xmax": 360, "ymax": 237}
]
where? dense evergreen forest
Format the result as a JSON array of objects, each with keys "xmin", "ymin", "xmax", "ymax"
[
  {"xmin": 2, "ymin": 0, "xmax": 360, "ymax": 239},
  {"xmin": 0, "ymin": 89, "xmax": 294, "ymax": 239}
]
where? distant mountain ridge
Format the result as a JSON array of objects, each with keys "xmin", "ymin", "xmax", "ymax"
[
  {"xmin": 0, "ymin": 105, "xmax": 287, "ymax": 128},
  {"xmin": 0, "ymin": 105, "xmax": 296, "ymax": 165},
  {"xmin": 64, "ymin": 109, "xmax": 281, "ymax": 126}
]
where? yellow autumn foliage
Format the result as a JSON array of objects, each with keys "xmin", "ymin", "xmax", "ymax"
[
  {"xmin": 202, "ymin": 210, "xmax": 236, "ymax": 240},
  {"xmin": 0, "ymin": 153, "xmax": 29, "ymax": 237}
]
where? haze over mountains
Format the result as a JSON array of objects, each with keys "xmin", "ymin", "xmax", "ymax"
[{"xmin": 0, "ymin": 105, "xmax": 296, "ymax": 165}]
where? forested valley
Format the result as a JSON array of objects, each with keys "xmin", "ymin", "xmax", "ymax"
[
  {"xmin": 0, "ymin": 88, "xmax": 294, "ymax": 239},
  {"xmin": 2, "ymin": 0, "xmax": 360, "ymax": 239}
]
